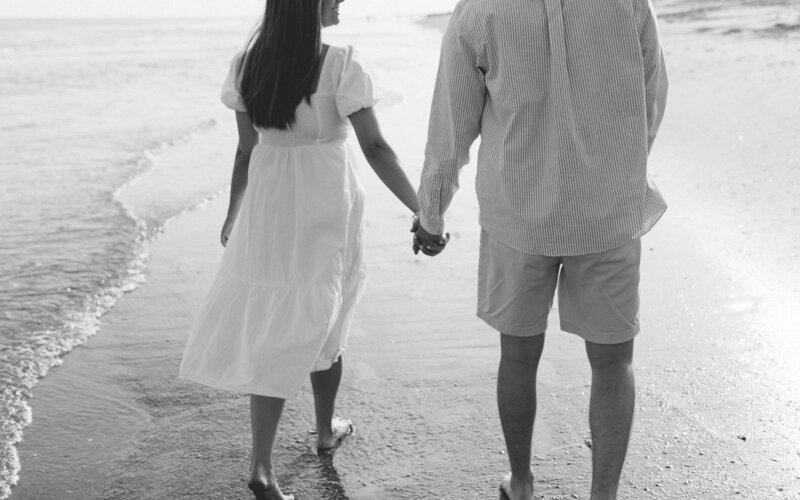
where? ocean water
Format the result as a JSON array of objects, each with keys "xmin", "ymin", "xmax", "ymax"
[{"xmin": 0, "ymin": 18, "xmax": 258, "ymax": 496}]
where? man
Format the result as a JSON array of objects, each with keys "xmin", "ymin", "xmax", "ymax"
[{"xmin": 412, "ymin": 0, "xmax": 668, "ymax": 499}]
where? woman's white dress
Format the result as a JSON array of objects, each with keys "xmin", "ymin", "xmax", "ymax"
[{"xmin": 179, "ymin": 45, "xmax": 377, "ymax": 399}]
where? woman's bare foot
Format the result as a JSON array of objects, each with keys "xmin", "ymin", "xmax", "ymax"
[
  {"xmin": 500, "ymin": 470, "xmax": 534, "ymax": 500},
  {"xmin": 317, "ymin": 417, "xmax": 354, "ymax": 454},
  {"xmin": 248, "ymin": 478, "xmax": 294, "ymax": 500},
  {"xmin": 249, "ymin": 465, "xmax": 294, "ymax": 500}
]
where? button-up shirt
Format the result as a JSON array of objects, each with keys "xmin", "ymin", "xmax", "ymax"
[{"xmin": 418, "ymin": 0, "xmax": 669, "ymax": 256}]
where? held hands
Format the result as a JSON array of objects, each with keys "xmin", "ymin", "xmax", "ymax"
[{"xmin": 410, "ymin": 214, "xmax": 450, "ymax": 256}]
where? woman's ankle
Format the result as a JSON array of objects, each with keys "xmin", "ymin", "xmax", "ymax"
[{"xmin": 249, "ymin": 460, "xmax": 276, "ymax": 482}]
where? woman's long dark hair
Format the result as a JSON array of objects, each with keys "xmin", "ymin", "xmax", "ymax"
[{"xmin": 240, "ymin": 0, "xmax": 323, "ymax": 130}]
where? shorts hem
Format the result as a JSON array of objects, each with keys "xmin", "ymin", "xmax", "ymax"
[
  {"xmin": 561, "ymin": 322, "xmax": 639, "ymax": 344},
  {"xmin": 477, "ymin": 311, "xmax": 546, "ymax": 337}
]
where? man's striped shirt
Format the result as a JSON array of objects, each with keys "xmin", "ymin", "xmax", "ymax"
[{"xmin": 418, "ymin": 0, "xmax": 669, "ymax": 256}]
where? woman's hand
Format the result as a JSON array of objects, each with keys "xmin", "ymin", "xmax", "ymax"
[{"xmin": 221, "ymin": 217, "xmax": 235, "ymax": 247}]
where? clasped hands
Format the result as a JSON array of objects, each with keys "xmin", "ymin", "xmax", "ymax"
[{"xmin": 410, "ymin": 214, "xmax": 450, "ymax": 256}]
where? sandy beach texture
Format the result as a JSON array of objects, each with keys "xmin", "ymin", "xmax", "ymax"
[{"xmin": 12, "ymin": 4, "xmax": 800, "ymax": 499}]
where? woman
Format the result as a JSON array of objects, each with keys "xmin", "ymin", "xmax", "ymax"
[{"xmin": 179, "ymin": 0, "xmax": 421, "ymax": 498}]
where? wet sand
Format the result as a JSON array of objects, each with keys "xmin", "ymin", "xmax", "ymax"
[{"xmin": 12, "ymin": 4, "xmax": 800, "ymax": 499}]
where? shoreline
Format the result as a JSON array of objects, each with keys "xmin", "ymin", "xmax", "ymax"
[{"xmin": 12, "ymin": 6, "xmax": 800, "ymax": 499}]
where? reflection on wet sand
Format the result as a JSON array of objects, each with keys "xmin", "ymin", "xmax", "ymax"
[{"xmin": 278, "ymin": 440, "xmax": 349, "ymax": 499}]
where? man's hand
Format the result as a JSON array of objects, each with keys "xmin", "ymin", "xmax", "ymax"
[{"xmin": 410, "ymin": 214, "xmax": 450, "ymax": 256}]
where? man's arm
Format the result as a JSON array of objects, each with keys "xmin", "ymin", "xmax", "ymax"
[
  {"xmin": 418, "ymin": 8, "xmax": 487, "ymax": 235},
  {"xmin": 638, "ymin": 0, "xmax": 668, "ymax": 152}
]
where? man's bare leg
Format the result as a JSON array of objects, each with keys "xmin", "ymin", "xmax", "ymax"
[
  {"xmin": 585, "ymin": 339, "xmax": 635, "ymax": 500},
  {"xmin": 249, "ymin": 395, "xmax": 293, "ymax": 499},
  {"xmin": 497, "ymin": 333, "xmax": 545, "ymax": 500}
]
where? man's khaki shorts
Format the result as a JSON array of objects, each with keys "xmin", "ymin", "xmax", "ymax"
[{"xmin": 477, "ymin": 231, "xmax": 641, "ymax": 345}]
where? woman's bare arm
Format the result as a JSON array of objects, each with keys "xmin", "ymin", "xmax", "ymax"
[
  {"xmin": 221, "ymin": 111, "xmax": 258, "ymax": 246},
  {"xmin": 348, "ymin": 107, "xmax": 420, "ymax": 214}
]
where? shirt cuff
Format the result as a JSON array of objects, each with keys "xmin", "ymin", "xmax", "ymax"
[{"xmin": 419, "ymin": 214, "xmax": 444, "ymax": 235}]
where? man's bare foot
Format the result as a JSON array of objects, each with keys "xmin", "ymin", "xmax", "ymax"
[
  {"xmin": 317, "ymin": 417, "xmax": 354, "ymax": 454},
  {"xmin": 500, "ymin": 470, "xmax": 534, "ymax": 500}
]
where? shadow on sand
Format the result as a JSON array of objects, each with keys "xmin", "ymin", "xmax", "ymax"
[{"xmin": 280, "ymin": 448, "xmax": 350, "ymax": 499}]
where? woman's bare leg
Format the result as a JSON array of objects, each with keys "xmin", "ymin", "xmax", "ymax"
[
  {"xmin": 249, "ymin": 395, "xmax": 293, "ymax": 500},
  {"xmin": 310, "ymin": 357, "xmax": 351, "ymax": 450}
]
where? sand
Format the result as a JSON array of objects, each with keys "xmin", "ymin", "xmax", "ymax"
[{"xmin": 12, "ymin": 5, "xmax": 800, "ymax": 499}]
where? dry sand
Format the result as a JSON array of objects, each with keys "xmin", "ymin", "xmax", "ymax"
[{"xmin": 12, "ymin": 4, "xmax": 800, "ymax": 499}]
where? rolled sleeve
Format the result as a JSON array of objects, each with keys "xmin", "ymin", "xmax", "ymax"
[{"xmin": 418, "ymin": 9, "xmax": 487, "ymax": 234}]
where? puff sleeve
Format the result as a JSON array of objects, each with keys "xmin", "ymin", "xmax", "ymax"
[
  {"xmin": 335, "ymin": 46, "xmax": 380, "ymax": 118},
  {"xmin": 220, "ymin": 51, "xmax": 247, "ymax": 112}
]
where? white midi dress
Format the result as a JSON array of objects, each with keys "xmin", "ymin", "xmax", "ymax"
[{"xmin": 179, "ymin": 45, "xmax": 378, "ymax": 399}]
